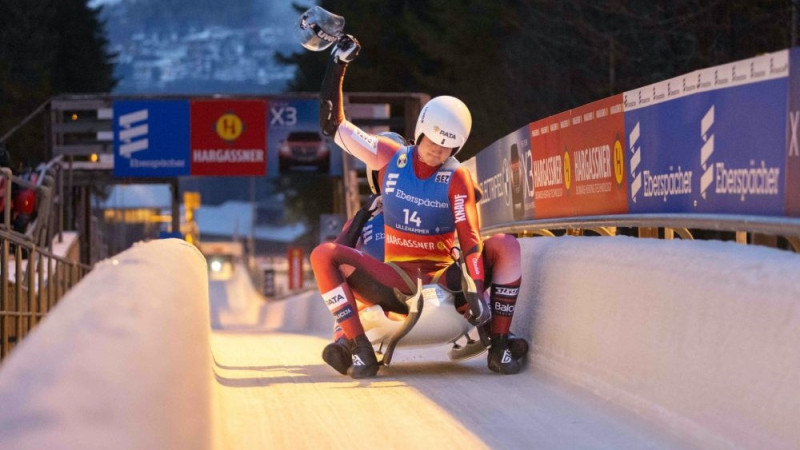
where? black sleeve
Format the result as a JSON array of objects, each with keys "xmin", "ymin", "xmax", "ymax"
[
  {"xmin": 319, "ymin": 55, "xmax": 348, "ymax": 137},
  {"xmin": 335, "ymin": 209, "xmax": 371, "ymax": 248}
]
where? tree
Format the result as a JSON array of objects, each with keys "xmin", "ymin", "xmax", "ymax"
[
  {"xmin": 279, "ymin": 1, "xmax": 793, "ymax": 161},
  {"xmin": 0, "ymin": 0, "xmax": 116, "ymax": 166}
]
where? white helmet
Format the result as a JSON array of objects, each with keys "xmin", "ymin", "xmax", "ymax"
[
  {"xmin": 366, "ymin": 131, "xmax": 410, "ymax": 194},
  {"xmin": 414, "ymin": 95, "xmax": 472, "ymax": 155}
]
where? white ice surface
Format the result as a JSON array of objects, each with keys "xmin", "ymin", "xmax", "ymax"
[
  {"xmin": 0, "ymin": 235, "xmax": 798, "ymax": 449},
  {"xmin": 0, "ymin": 239, "xmax": 213, "ymax": 450}
]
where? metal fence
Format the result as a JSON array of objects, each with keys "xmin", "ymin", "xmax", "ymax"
[
  {"xmin": 0, "ymin": 163, "xmax": 91, "ymax": 360},
  {"xmin": 482, "ymin": 213, "xmax": 800, "ymax": 253}
]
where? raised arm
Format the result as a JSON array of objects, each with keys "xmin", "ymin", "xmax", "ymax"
[{"xmin": 319, "ymin": 36, "xmax": 397, "ymax": 170}]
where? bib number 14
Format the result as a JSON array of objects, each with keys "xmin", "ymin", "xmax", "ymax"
[{"xmin": 403, "ymin": 209, "xmax": 421, "ymax": 227}]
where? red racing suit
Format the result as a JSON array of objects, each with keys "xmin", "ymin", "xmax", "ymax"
[{"xmin": 311, "ymin": 58, "xmax": 519, "ymax": 341}]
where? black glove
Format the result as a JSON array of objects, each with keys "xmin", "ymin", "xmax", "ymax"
[
  {"xmin": 361, "ymin": 195, "xmax": 382, "ymax": 218},
  {"xmin": 332, "ymin": 34, "xmax": 360, "ymax": 64}
]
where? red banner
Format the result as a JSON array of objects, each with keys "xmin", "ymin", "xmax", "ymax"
[
  {"xmin": 530, "ymin": 95, "xmax": 629, "ymax": 218},
  {"xmin": 190, "ymin": 99, "xmax": 267, "ymax": 176},
  {"xmin": 287, "ymin": 246, "xmax": 304, "ymax": 290}
]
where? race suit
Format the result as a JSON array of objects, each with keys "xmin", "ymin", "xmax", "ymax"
[{"xmin": 311, "ymin": 58, "xmax": 520, "ymax": 341}]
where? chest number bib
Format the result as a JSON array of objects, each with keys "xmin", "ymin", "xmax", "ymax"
[{"xmin": 403, "ymin": 209, "xmax": 422, "ymax": 227}]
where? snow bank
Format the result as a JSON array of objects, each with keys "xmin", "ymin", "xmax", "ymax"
[
  {"xmin": 514, "ymin": 236, "xmax": 800, "ymax": 450},
  {"xmin": 0, "ymin": 239, "xmax": 213, "ymax": 450}
]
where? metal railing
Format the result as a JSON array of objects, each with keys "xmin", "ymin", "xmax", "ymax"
[
  {"xmin": 0, "ymin": 164, "xmax": 92, "ymax": 360},
  {"xmin": 482, "ymin": 213, "xmax": 800, "ymax": 252}
]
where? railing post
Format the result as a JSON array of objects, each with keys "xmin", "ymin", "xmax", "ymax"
[
  {"xmin": 1, "ymin": 168, "xmax": 12, "ymax": 231},
  {"xmin": 28, "ymin": 248, "xmax": 37, "ymax": 327},
  {"xmin": 37, "ymin": 252, "xmax": 46, "ymax": 316},
  {"xmin": 48, "ymin": 255, "xmax": 55, "ymax": 310},
  {"xmin": 1, "ymin": 239, "xmax": 8, "ymax": 358},
  {"xmin": 14, "ymin": 244, "xmax": 23, "ymax": 344}
]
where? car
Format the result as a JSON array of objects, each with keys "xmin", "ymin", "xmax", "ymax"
[{"xmin": 278, "ymin": 131, "xmax": 330, "ymax": 173}]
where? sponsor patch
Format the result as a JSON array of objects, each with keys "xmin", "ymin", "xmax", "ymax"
[
  {"xmin": 493, "ymin": 286, "xmax": 519, "ymax": 297},
  {"xmin": 333, "ymin": 305, "xmax": 355, "ymax": 323},
  {"xmin": 397, "ymin": 152, "xmax": 408, "ymax": 168},
  {"xmin": 322, "ymin": 286, "xmax": 348, "ymax": 311},
  {"xmin": 434, "ymin": 171, "xmax": 451, "ymax": 183},
  {"xmin": 354, "ymin": 128, "xmax": 378, "ymax": 152},
  {"xmin": 493, "ymin": 300, "xmax": 515, "ymax": 317},
  {"xmin": 385, "ymin": 173, "xmax": 399, "ymax": 193}
]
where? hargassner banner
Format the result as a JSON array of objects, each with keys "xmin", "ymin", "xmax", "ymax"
[
  {"xmin": 113, "ymin": 100, "xmax": 191, "ymax": 177},
  {"xmin": 474, "ymin": 124, "xmax": 532, "ymax": 227},
  {"xmin": 624, "ymin": 49, "xmax": 789, "ymax": 215},
  {"xmin": 530, "ymin": 95, "xmax": 628, "ymax": 219},
  {"xmin": 528, "ymin": 111, "xmax": 569, "ymax": 219},
  {"xmin": 189, "ymin": 99, "xmax": 267, "ymax": 176}
]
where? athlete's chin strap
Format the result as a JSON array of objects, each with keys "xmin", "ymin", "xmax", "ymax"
[{"xmin": 320, "ymin": 55, "xmax": 348, "ymax": 137}]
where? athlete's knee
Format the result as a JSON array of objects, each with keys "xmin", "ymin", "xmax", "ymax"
[
  {"xmin": 485, "ymin": 233, "xmax": 520, "ymax": 258},
  {"xmin": 310, "ymin": 242, "xmax": 338, "ymax": 268}
]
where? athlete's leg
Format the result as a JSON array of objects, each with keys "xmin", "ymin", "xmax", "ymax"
[
  {"xmin": 482, "ymin": 233, "xmax": 526, "ymax": 374},
  {"xmin": 482, "ymin": 233, "xmax": 522, "ymax": 335},
  {"xmin": 311, "ymin": 242, "xmax": 411, "ymax": 378},
  {"xmin": 311, "ymin": 243, "xmax": 409, "ymax": 337}
]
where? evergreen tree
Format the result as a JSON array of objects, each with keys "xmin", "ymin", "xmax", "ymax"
[
  {"xmin": 280, "ymin": 1, "xmax": 793, "ymax": 161},
  {"xmin": 0, "ymin": 0, "xmax": 116, "ymax": 166}
]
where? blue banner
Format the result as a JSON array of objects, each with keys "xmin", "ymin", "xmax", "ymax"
[
  {"xmin": 113, "ymin": 100, "xmax": 190, "ymax": 177},
  {"xmin": 624, "ymin": 50, "xmax": 789, "ymax": 215},
  {"xmin": 475, "ymin": 125, "xmax": 532, "ymax": 227}
]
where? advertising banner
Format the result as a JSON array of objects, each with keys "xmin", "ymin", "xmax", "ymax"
[
  {"xmin": 475, "ymin": 125, "xmax": 532, "ymax": 227},
  {"xmin": 267, "ymin": 98, "xmax": 342, "ymax": 176},
  {"xmin": 113, "ymin": 100, "xmax": 190, "ymax": 177},
  {"xmin": 528, "ymin": 111, "xmax": 569, "ymax": 219},
  {"xmin": 190, "ymin": 99, "xmax": 267, "ymax": 176},
  {"xmin": 287, "ymin": 246, "xmax": 304, "ymax": 290},
  {"xmin": 787, "ymin": 47, "xmax": 800, "ymax": 216},
  {"xmin": 530, "ymin": 96, "xmax": 628, "ymax": 218},
  {"xmin": 624, "ymin": 49, "xmax": 789, "ymax": 215}
]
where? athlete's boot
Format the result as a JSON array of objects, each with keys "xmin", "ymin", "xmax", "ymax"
[
  {"xmin": 483, "ymin": 324, "xmax": 529, "ymax": 361},
  {"xmin": 322, "ymin": 337, "xmax": 353, "ymax": 375},
  {"xmin": 508, "ymin": 333, "xmax": 529, "ymax": 360},
  {"xmin": 488, "ymin": 334, "xmax": 521, "ymax": 374},
  {"xmin": 348, "ymin": 334, "xmax": 379, "ymax": 379}
]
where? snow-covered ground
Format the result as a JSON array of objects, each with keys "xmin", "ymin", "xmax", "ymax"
[{"xmin": 0, "ymin": 235, "xmax": 798, "ymax": 449}]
